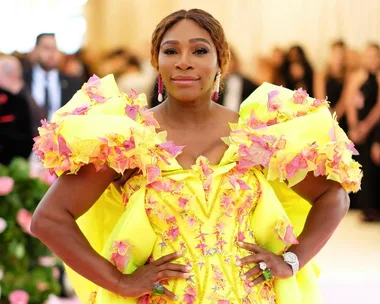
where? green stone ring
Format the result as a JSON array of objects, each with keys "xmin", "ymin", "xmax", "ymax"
[
  {"xmin": 152, "ymin": 284, "xmax": 164, "ymax": 296},
  {"xmin": 263, "ymin": 268, "xmax": 274, "ymax": 280}
]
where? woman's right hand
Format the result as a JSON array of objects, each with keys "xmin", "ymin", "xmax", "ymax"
[{"xmin": 115, "ymin": 251, "xmax": 191, "ymax": 300}]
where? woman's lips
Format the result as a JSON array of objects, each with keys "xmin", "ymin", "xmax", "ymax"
[{"xmin": 171, "ymin": 77, "xmax": 200, "ymax": 85}]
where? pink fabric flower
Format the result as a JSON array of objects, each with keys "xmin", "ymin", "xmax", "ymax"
[
  {"xmin": 312, "ymin": 97, "xmax": 327, "ymax": 107},
  {"xmin": 110, "ymin": 252, "xmax": 130, "ymax": 272},
  {"xmin": 16, "ymin": 209, "xmax": 33, "ymax": 236},
  {"xmin": 184, "ymin": 286, "xmax": 196, "ymax": 304},
  {"xmin": 39, "ymin": 256, "xmax": 56, "ymax": 267},
  {"xmin": 123, "ymin": 137, "xmax": 135, "ymax": 151},
  {"xmin": 178, "ymin": 197, "xmax": 189, "ymax": 208},
  {"xmin": 284, "ymin": 225, "xmax": 299, "ymax": 244},
  {"xmin": 58, "ymin": 135, "xmax": 71, "ymax": 156},
  {"xmin": 0, "ymin": 176, "xmax": 14, "ymax": 195},
  {"xmin": 141, "ymin": 110, "xmax": 160, "ymax": 127},
  {"xmin": 128, "ymin": 89, "xmax": 139, "ymax": 100},
  {"xmin": 293, "ymin": 88, "xmax": 309, "ymax": 104},
  {"xmin": 285, "ymin": 154, "xmax": 308, "ymax": 178},
  {"xmin": 146, "ymin": 165, "xmax": 161, "ymax": 184},
  {"xmin": 0, "ymin": 217, "xmax": 7, "ymax": 233},
  {"xmin": 267, "ymin": 89, "xmax": 281, "ymax": 111},
  {"xmin": 71, "ymin": 105, "xmax": 90, "ymax": 115},
  {"xmin": 167, "ymin": 226, "xmax": 180, "ymax": 241},
  {"xmin": 83, "ymin": 75, "xmax": 106, "ymax": 103},
  {"xmin": 9, "ymin": 290, "xmax": 29, "ymax": 304},
  {"xmin": 159, "ymin": 141, "xmax": 184, "ymax": 157},
  {"xmin": 125, "ymin": 105, "xmax": 140, "ymax": 120},
  {"xmin": 247, "ymin": 109, "xmax": 267, "ymax": 129}
]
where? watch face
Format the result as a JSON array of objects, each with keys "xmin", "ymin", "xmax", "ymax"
[{"xmin": 285, "ymin": 253, "xmax": 297, "ymax": 263}]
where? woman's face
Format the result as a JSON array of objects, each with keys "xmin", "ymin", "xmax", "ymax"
[{"xmin": 158, "ymin": 19, "xmax": 220, "ymax": 102}]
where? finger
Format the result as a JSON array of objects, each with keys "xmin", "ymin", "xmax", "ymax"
[
  {"xmin": 241, "ymin": 265, "xmax": 261, "ymax": 280},
  {"xmin": 153, "ymin": 251, "xmax": 183, "ymax": 266},
  {"xmin": 249, "ymin": 274, "xmax": 267, "ymax": 287},
  {"xmin": 237, "ymin": 241, "xmax": 263, "ymax": 253},
  {"xmin": 157, "ymin": 270, "xmax": 190, "ymax": 281},
  {"xmin": 163, "ymin": 287, "xmax": 178, "ymax": 301},
  {"xmin": 237, "ymin": 254, "xmax": 265, "ymax": 266},
  {"xmin": 157, "ymin": 263, "xmax": 192, "ymax": 273}
]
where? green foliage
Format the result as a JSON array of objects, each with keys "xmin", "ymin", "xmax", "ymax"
[{"xmin": 0, "ymin": 158, "xmax": 61, "ymax": 303}]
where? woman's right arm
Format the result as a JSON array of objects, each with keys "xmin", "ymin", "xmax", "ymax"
[
  {"xmin": 31, "ymin": 164, "xmax": 189, "ymax": 299},
  {"xmin": 31, "ymin": 164, "xmax": 124, "ymax": 294}
]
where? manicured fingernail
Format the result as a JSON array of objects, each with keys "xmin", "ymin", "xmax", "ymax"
[
  {"xmin": 177, "ymin": 251, "xmax": 183, "ymax": 256},
  {"xmin": 186, "ymin": 266, "xmax": 192, "ymax": 271},
  {"xmin": 241, "ymin": 275, "xmax": 246, "ymax": 280},
  {"xmin": 183, "ymin": 273, "xmax": 191, "ymax": 278},
  {"xmin": 236, "ymin": 260, "xmax": 241, "ymax": 266},
  {"xmin": 249, "ymin": 282, "xmax": 254, "ymax": 286},
  {"xmin": 238, "ymin": 241, "xmax": 244, "ymax": 246},
  {"xmin": 174, "ymin": 296, "xmax": 178, "ymax": 300}
]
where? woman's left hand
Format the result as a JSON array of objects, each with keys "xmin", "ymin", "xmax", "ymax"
[{"xmin": 236, "ymin": 241, "xmax": 293, "ymax": 286}]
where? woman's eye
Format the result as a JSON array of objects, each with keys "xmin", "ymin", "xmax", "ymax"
[
  {"xmin": 194, "ymin": 48, "xmax": 208, "ymax": 55},
  {"xmin": 164, "ymin": 49, "xmax": 177, "ymax": 55}
]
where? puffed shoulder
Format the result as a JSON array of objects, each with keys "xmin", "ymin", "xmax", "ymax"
[
  {"xmin": 228, "ymin": 82, "xmax": 362, "ymax": 192},
  {"xmin": 33, "ymin": 74, "xmax": 183, "ymax": 182}
]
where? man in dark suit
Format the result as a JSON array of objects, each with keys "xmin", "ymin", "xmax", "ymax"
[
  {"xmin": 0, "ymin": 55, "xmax": 33, "ymax": 164},
  {"xmin": 23, "ymin": 33, "xmax": 82, "ymax": 135}
]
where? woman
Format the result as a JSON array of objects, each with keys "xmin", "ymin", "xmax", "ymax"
[
  {"xmin": 315, "ymin": 40, "xmax": 348, "ymax": 132},
  {"xmin": 346, "ymin": 43, "xmax": 380, "ymax": 221},
  {"xmin": 31, "ymin": 9, "xmax": 361, "ymax": 303}
]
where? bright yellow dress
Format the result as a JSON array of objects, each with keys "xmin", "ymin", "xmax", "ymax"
[{"xmin": 34, "ymin": 75, "xmax": 361, "ymax": 304}]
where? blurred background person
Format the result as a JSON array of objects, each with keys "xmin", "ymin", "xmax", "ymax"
[
  {"xmin": 0, "ymin": 55, "xmax": 33, "ymax": 164},
  {"xmin": 346, "ymin": 43, "xmax": 380, "ymax": 221},
  {"xmin": 23, "ymin": 33, "xmax": 82, "ymax": 133},
  {"xmin": 281, "ymin": 45, "xmax": 315, "ymax": 94},
  {"xmin": 61, "ymin": 48, "xmax": 92, "ymax": 83},
  {"xmin": 270, "ymin": 47, "xmax": 286, "ymax": 86},
  {"xmin": 315, "ymin": 40, "xmax": 348, "ymax": 132},
  {"xmin": 217, "ymin": 48, "xmax": 258, "ymax": 112}
]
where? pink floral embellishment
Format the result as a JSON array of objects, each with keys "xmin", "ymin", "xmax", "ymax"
[
  {"xmin": 267, "ymin": 89, "xmax": 281, "ymax": 111},
  {"xmin": 0, "ymin": 217, "xmax": 7, "ymax": 233},
  {"xmin": 83, "ymin": 75, "xmax": 106, "ymax": 103},
  {"xmin": 166, "ymin": 217, "xmax": 176, "ymax": 224},
  {"xmin": 141, "ymin": 110, "xmax": 160, "ymax": 128},
  {"xmin": 146, "ymin": 165, "xmax": 161, "ymax": 184},
  {"xmin": 183, "ymin": 286, "xmax": 196, "ymax": 304},
  {"xmin": 285, "ymin": 154, "xmax": 308, "ymax": 178},
  {"xmin": 125, "ymin": 105, "xmax": 140, "ymax": 120},
  {"xmin": 312, "ymin": 97, "xmax": 327, "ymax": 107},
  {"xmin": 123, "ymin": 136, "xmax": 136, "ymax": 151},
  {"xmin": 36, "ymin": 281, "xmax": 48, "ymax": 292},
  {"xmin": 167, "ymin": 226, "xmax": 180, "ymax": 241},
  {"xmin": 195, "ymin": 242, "xmax": 208, "ymax": 255},
  {"xmin": 71, "ymin": 104, "xmax": 90, "ymax": 115},
  {"xmin": 346, "ymin": 141, "xmax": 359, "ymax": 155},
  {"xmin": 284, "ymin": 225, "xmax": 299, "ymax": 244},
  {"xmin": 110, "ymin": 240, "xmax": 133, "ymax": 272},
  {"xmin": 58, "ymin": 135, "xmax": 71, "ymax": 156},
  {"xmin": 178, "ymin": 197, "xmax": 189, "ymax": 208},
  {"xmin": 237, "ymin": 231, "xmax": 245, "ymax": 242},
  {"xmin": 229, "ymin": 175, "xmax": 252, "ymax": 191},
  {"xmin": 128, "ymin": 89, "xmax": 139, "ymax": 100},
  {"xmin": 247, "ymin": 109, "xmax": 267, "ymax": 129},
  {"xmin": 8, "ymin": 290, "xmax": 29, "ymax": 304},
  {"xmin": 0, "ymin": 176, "xmax": 14, "ymax": 195},
  {"xmin": 293, "ymin": 88, "xmax": 309, "ymax": 104},
  {"xmin": 159, "ymin": 141, "xmax": 184, "ymax": 157},
  {"xmin": 16, "ymin": 209, "xmax": 34, "ymax": 236}
]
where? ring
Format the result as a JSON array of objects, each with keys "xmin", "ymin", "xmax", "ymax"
[
  {"xmin": 263, "ymin": 268, "xmax": 274, "ymax": 280},
  {"xmin": 259, "ymin": 262, "xmax": 267, "ymax": 271},
  {"xmin": 152, "ymin": 284, "xmax": 164, "ymax": 296}
]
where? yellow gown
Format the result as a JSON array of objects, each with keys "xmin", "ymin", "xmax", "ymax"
[{"xmin": 34, "ymin": 75, "xmax": 361, "ymax": 304}]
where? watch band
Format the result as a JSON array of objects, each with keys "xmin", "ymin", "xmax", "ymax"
[{"xmin": 282, "ymin": 251, "xmax": 299, "ymax": 275}]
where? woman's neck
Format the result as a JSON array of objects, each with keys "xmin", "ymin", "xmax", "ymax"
[{"xmin": 162, "ymin": 95, "xmax": 216, "ymax": 127}]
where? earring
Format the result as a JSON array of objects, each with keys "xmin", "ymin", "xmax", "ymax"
[
  {"xmin": 158, "ymin": 74, "xmax": 163, "ymax": 102},
  {"xmin": 211, "ymin": 72, "xmax": 221, "ymax": 102}
]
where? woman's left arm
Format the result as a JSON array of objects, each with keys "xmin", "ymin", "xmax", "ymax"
[
  {"xmin": 238, "ymin": 173, "xmax": 349, "ymax": 285},
  {"xmin": 285, "ymin": 173, "xmax": 350, "ymax": 268}
]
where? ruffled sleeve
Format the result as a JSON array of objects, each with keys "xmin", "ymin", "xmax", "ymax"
[
  {"xmin": 228, "ymin": 82, "xmax": 362, "ymax": 193},
  {"xmin": 33, "ymin": 74, "xmax": 183, "ymax": 183}
]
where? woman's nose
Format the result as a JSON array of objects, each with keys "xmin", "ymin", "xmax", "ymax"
[{"xmin": 175, "ymin": 53, "xmax": 193, "ymax": 71}]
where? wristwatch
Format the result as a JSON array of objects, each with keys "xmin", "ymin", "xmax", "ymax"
[{"xmin": 282, "ymin": 252, "xmax": 299, "ymax": 276}]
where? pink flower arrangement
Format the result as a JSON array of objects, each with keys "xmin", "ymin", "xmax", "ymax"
[
  {"xmin": 0, "ymin": 176, "xmax": 14, "ymax": 195},
  {"xmin": 8, "ymin": 290, "xmax": 29, "ymax": 304},
  {"xmin": 39, "ymin": 256, "xmax": 57, "ymax": 267},
  {"xmin": 16, "ymin": 209, "xmax": 34, "ymax": 236},
  {"xmin": 0, "ymin": 217, "xmax": 7, "ymax": 233}
]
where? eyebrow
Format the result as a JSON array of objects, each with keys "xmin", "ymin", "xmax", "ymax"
[{"xmin": 161, "ymin": 38, "xmax": 212, "ymax": 47}]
